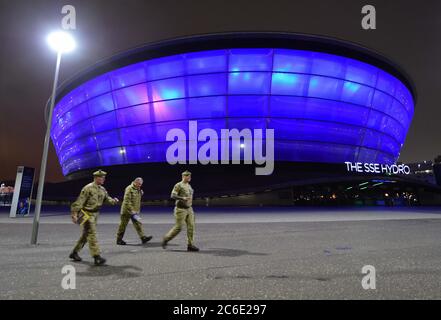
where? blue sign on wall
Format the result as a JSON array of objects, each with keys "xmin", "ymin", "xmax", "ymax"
[{"xmin": 10, "ymin": 166, "xmax": 35, "ymax": 217}]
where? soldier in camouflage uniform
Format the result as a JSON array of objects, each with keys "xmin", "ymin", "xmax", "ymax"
[
  {"xmin": 69, "ymin": 170, "xmax": 119, "ymax": 265},
  {"xmin": 116, "ymin": 177, "xmax": 153, "ymax": 245},
  {"xmin": 162, "ymin": 170, "xmax": 199, "ymax": 252}
]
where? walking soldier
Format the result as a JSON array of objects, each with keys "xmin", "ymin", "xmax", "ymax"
[{"xmin": 69, "ymin": 170, "xmax": 119, "ymax": 265}]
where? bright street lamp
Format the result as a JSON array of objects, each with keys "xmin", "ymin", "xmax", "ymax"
[
  {"xmin": 46, "ymin": 31, "xmax": 76, "ymax": 53},
  {"xmin": 31, "ymin": 31, "xmax": 76, "ymax": 245}
]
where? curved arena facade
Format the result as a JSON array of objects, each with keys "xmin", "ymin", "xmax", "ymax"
[{"xmin": 50, "ymin": 33, "xmax": 415, "ymax": 179}]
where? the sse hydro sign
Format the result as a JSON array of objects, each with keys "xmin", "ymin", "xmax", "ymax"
[
  {"xmin": 345, "ymin": 162, "xmax": 411, "ymax": 175},
  {"xmin": 50, "ymin": 43, "xmax": 414, "ymax": 176}
]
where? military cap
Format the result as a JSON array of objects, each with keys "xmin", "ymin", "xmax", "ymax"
[
  {"xmin": 93, "ymin": 169, "xmax": 107, "ymax": 177},
  {"xmin": 181, "ymin": 170, "xmax": 192, "ymax": 176}
]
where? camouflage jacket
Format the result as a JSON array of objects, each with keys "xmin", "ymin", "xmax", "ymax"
[
  {"xmin": 71, "ymin": 182, "xmax": 117, "ymax": 213},
  {"xmin": 121, "ymin": 183, "xmax": 142, "ymax": 215},
  {"xmin": 171, "ymin": 181, "xmax": 193, "ymax": 208}
]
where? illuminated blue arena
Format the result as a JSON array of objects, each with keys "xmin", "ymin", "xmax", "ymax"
[{"xmin": 49, "ymin": 33, "xmax": 415, "ymax": 177}]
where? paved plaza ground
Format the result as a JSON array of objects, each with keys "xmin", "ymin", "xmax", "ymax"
[{"xmin": 1, "ymin": 207, "xmax": 441, "ymax": 299}]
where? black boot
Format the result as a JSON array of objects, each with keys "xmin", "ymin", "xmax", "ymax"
[
  {"xmin": 116, "ymin": 239, "xmax": 127, "ymax": 245},
  {"xmin": 69, "ymin": 251, "xmax": 82, "ymax": 262},
  {"xmin": 141, "ymin": 236, "xmax": 153, "ymax": 244},
  {"xmin": 93, "ymin": 255, "xmax": 107, "ymax": 266},
  {"xmin": 161, "ymin": 239, "xmax": 168, "ymax": 249},
  {"xmin": 187, "ymin": 244, "xmax": 200, "ymax": 252}
]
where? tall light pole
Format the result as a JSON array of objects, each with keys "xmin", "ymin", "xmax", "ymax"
[{"xmin": 31, "ymin": 31, "xmax": 76, "ymax": 245}]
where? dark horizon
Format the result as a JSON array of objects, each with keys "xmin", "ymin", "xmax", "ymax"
[{"xmin": 1, "ymin": 0, "xmax": 440, "ymax": 183}]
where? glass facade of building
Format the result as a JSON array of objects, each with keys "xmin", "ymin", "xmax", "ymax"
[{"xmin": 51, "ymin": 48, "xmax": 414, "ymax": 176}]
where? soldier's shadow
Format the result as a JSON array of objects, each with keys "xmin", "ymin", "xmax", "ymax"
[
  {"xmin": 75, "ymin": 262, "xmax": 142, "ymax": 278},
  {"xmin": 124, "ymin": 242, "xmax": 179, "ymax": 248},
  {"xmin": 168, "ymin": 247, "xmax": 269, "ymax": 257}
]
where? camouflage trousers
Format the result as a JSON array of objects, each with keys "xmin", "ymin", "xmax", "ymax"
[
  {"xmin": 164, "ymin": 207, "xmax": 195, "ymax": 245},
  {"xmin": 116, "ymin": 213, "xmax": 145, "ymax": 240},
  {"xmin": 73, "ymin": 212, "xmax": 100, "ymax": 257}
]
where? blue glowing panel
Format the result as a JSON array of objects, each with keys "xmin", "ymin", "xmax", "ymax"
[
  {"xmin": 376, "ymin": 151, "xmax": 395, "ymax": 164},
  {"xmin": 229, "ymin": 49, "xmax": 273, "ymax": 72},
  {"xmin": 357, "ymin": 148, "xmax": 379, "ymax": 163},
  {"xmin": 273, "ymin": 49, "xmax": 312, "ymax": 73},
  {"xmin": 188, "ymin": 73, "xmax": 227, "ymax": 97},
  {"xmin": 152, "ymin": 99, "xmax": 187, "ymax": 122},
  {"xmin": 311, "ymin": 53, "xmax": 345, "ymax": 78},
  {"xmin": 390, "ymin": 99, "xmax": 410, "ymax": 129},
  {"xmin": 119, "ymin": 124, "xmax": 158, "ymax": 146},
  {"xmin": 56, "ymin": 86, "xmax": 87, "ymax": 117},
  {"xmin": 127, "ymin": 143, "xmax": 169, "ymax": 164},
  {"xmin": 376, "ymin": 70, "xmax": 397, "ymax": 97},
  {"xmin": 150, "ymin": 77, "xmax": 185, "ymax": 101},
  {"xmin": 269, "ymin": 119, "xmax": 363, "ymax": 146},
  {"xmin": 308, "ymin": 76, "xmax": 343, "ymax": 100},
  {"xmin": 124, "ymin": 143, "xmax": 169, "ymax": 164},
  {"xmin": 95, "ymin": 130, "xmax": 121, "ymax": 150},
  {"xmin": 344, "ymin": 58, "xmax": 378, "ymax": 87},
  {"xmin": 271, "ymin": 73, "xmax": 309, "ymax": 96},
  {"xmin": 116, "ymin": 104, "xmax": 151, "ymax": 127},
  {"xmin": 395, "ymin": 82, "xmax": 413, "ymax": 113},
  {"xmin": 69, "ymin": 119, "xmax": 95, "ymax": 141},
  {"xmin": 275, "ymin": 141, "xmax": 358, "ymax": 163},
  {"xmin": 119, "ymin": 121, "xmax": 190, "ymax": 146},
  {"xmin": 88, "ymin": 93, "xmax": 114, "ymax": 117},
  {"xmin": 340, "ymin": 81, "xmax": 374, "ymax": 107},
  {"xmin": 371, "ymin": 90, "xmax": 393, "ymax": 114},
  {"xmin": 92, "ymin": 111, "xmax": 118, "ymax": 134},
  {"xmin": 62, "ymin": 102, "xmax": 89, "ymax": 128},
  {"xmin": 100, "ymin": 147, "xmax": 126, "ymax": 166},
  {"xmin": 380, "ymin": 133, "xmax": 400, "ymax": 156},
  {"xmin": 361, "ymin": 128, "xmax": 381, "ymax": 151},
  {"xmin": 114, "ymin": 83, "xmax": 149, "ymax": 108},
  {"xmin": 55, "ymin": 131, "xmax": 76, "ymax": 153},
  {"xmin": 146, "ymin": 55, "xmax": 185, "ymax": 81},
  {"xmin": 228, "ymin": 96, "xmax": 268, "ymax": 117},
  {"xmin": 111, "ymin": 62, "xmax": 147, "ymax": 89},
  {"xmin": 187, "ymin": 96, "xmax": 226, "ymax": 119},
  {"xmin": 61, "ymin": 136, "xmax": 97, "ymax": 163},
  {"xmin": 228, "ymin": 72, "xmax": 271, "ymax": 94},
  {"xmin": 365, "ymin": 110, "xmax": 404, "ymax": 143},
  {"xmin": 84, "ymin": 74, "xmax": 111, "ymax": 98},
  {"xmin": 371, "ymin": 90, "xmax": 410, "ymax": 128},
  {"xmin": 51, "ymin": 47, "xmax": 415, "ymax": 176},
  {"xmin": 125, "ymin": 144, "xmax": 152, "ymax": 164},
  {"xmin": 302, "ymin": 98, "xmax": 369, "ymax": 127},
  {"xmin": 228, "ymin": 118, "xmax": 266, "ymax": 132},
  {"xmin": 269, "ymin": 96, "xmax": 308, "ymax": 119},
  {"xmin": 185, "ymin": 50, "xmax": 227, "ymax": 74},
  {"xmin": 269, "ymin": 96, "xmax": 370, "ymax": 128}
]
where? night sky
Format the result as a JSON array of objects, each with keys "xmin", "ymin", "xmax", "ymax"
[{"xmin": 0, "ymin": 0, "xmax": 440, "ymax": 183}]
